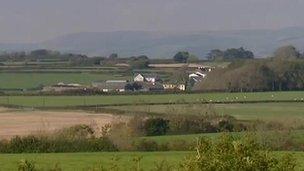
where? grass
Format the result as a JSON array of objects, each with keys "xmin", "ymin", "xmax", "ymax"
[
  {"xmin": 0, "ymin": 73, "xmax": 130, "ymax": 89},
  {"xmin": 0, "ymin": 151, "xmax": 303, "ymax": 171},
  {"xmin": 107, "ymin": 102, "xmax": 304, "ymax": 120},
  {"xmin": 0, "ymin": 151, "xmax": 188, "ymax": 171},
  {"xmin": 1, "ymin": 91, "xmax": 304, "ymax": 107},
  {"xmin": 143, "ymin": 132, "xmax": 236, "ymax": 144},
  {"xmin": 142, "ymin": 130, "xmax": 304, "ymax": 144}
]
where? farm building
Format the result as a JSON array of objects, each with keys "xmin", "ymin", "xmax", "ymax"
[
  {"xmin": 189, "ymin": 71, "xmax": 207, "ymax": 82},
  {"xmin": 134, "ymin": 74, "xmax": 145, "ymax": 82},
  {"xmin": 163, "ymin": 83, "xmax": 186, "ymax": 91},
  {"xmin": 42, "ymin": 82, "xmax": 86, "ymax": 92},
  {"xmin": 198, "ymin": 66, "xmax": 215, "ymax": 72},
  {"xmin": 134, "ymin": 73, "xmax": 161, "ymax": 83},
  {"xmin": 92, "ymin": 80, "xmax": 128, "ymax": 92}
]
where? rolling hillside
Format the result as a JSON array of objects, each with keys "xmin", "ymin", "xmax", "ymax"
[{"xmin": 2, "ymin": 27, "xmax": 304, "ymax": 58}]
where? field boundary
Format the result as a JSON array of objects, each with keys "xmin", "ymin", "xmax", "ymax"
[{"xmin": 1, "ymin": 100, "xmax": 304, "ymax": 110}]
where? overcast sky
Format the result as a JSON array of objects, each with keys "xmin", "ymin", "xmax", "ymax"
[{"xmin": 0, "ymin": 0, "xmax": 303, "ymax": 43}]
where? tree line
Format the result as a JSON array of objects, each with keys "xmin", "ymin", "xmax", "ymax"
[{"xmin": 196, "ymin": 45, "xmax": 304, "ymax": 92}]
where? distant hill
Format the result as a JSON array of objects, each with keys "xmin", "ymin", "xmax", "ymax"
[{"xmin": 1, "ymin": 27, "xmax": 304, "ymax": 58}]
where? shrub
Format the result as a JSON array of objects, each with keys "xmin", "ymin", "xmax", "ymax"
[
  {"xmin": 181, "ymin": 134, "xmax": 297, "ymax": 171},
  {"xmin": 218, "ymin": 120, "xmax": 234, "ymax": 132},
  {"xmin": 18, "ymin": 160, "xmax": 37, "ymax": 171},
  {"xmin": 107, "ymin": 122, "xmax": 135, "ymax": 151},
  {"xmin": 0, "ymin": 125, "xmax": 117, "ymax": 153},
  {"xmin": 144, "ymin": 118, "xmax": 169, "ymax": 136},
  {"xmin": 116, "ymin": 114, "xmax": 247, "ymax": 138},
  {"xmin": 167, "ymin": 114, "xmax": 241, "ymax": 135}
]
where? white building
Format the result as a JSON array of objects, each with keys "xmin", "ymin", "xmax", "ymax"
[
  {"xmin": 134, "ymin": 74, "xmax": 145, "ymax": 82},
  {"xmin": 134, "ymin": 74, "xmax": 160, "ymax": 83}
]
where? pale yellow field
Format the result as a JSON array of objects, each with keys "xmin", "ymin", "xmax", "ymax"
[{"xmin": 0, "ymin": 107, "xmax": 120, "ymax": 139}]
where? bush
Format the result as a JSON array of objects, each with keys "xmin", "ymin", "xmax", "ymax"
[
  {"xmin": 218, "ymin": 120, "xmax": 234, "ymax": 132},
  {"xmin": 11, "ymin": 134, "xmax": 298, "ymax": 170},
  {"xmin": 167, "ymin": 114, "xmax": 242, "ymax": 135},
  {"xmin": 144, "ymin": 118, "xmax": 169, "ymax": 136},
  {"xmin": 114, "ymin": 114, "xmax": 247, "ymax": 138},
  {"xmin": 0, "ymin": 125, "xmax": 117, "ymax": 153},
  {"xmin": 18, "ymin": 159, "xmax": 37, "ymax": 171},
  {"xmin": 181, "ymin": 134, "xmax": 297, "ymax": 171}
]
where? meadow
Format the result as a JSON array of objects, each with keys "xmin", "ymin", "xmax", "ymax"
[
  {"xmin": 0, "ymin": 67, "xmax": 174, "ymax": 90},
  {"xmin": 142, "ymin": 130, "xmax": 304, "ymax": 144},
  {"xmin": 0, "ymin": 151, "xmax": 303, "ymax": 171},
  {"xmin": 0, "ymin": 72, "xmax": 130, "ymax": 90},
  {"xmin": 1, "ymin": 91, "xmax": 304, "ymax": 107},
  {"xmin": 106, "ymin": 102, "xmax": 304, "ymax": 120}
]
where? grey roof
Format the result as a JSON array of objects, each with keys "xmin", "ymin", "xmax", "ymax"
[{"xmin": 106, "ymin": 80, "xmax": 127, "ymax": 83}]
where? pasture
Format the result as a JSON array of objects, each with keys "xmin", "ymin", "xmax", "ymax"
[
  {"xmin": 142, "ymin": 130, "xmax": 304, "ymax": 144},
  {"xmin": 0, "ymin": 151, "xmax": 303, "ymax": 171},
  {"xmin": 0, "ymin": 72, "xmax": 130, "ymax": 89},
  {"xmin": 106, "ymin": 102, "xmax": 304, "ymax": 120},
  {"xmin": 1, "ymin": 91, "xmax": 304, "ymax": 107}
]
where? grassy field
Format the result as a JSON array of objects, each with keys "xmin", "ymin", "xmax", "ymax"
[
  {"xmin": 107, "ymin": 102, "xmax": 304, "ymax": 120},
  {"xmin": 0, "ymin": 151, "xmax": 303, "ymax": 171},
  {"xmin": 1, "ymin": 91, "xmax": 304, "ymax": 107},
  {"xmin": 143, "ymin": 130, "xmax": 304, "ymax": 144},
  {"xmin": 0, "ymin": 152, "xmax": 188, "ymax": 171},
  {"xmin": 0, "ymin": 73, "xmax": 130, "ymax": 89}
]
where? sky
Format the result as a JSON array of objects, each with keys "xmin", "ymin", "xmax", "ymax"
[{"xmin": 0, "ymin": 0, "xmax": 303, "ymax": 43}]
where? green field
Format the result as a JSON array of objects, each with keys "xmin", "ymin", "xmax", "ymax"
[
  {"xmin": 0, "ymin": 151, "xmax": 303, "ymax": 171},
  {"xmin": 143, "ymin": 130, "xmax": 304, "ymax": 144},
  {"xmin": 0, "ymin": 73, "xmax": 130, "ymax": 89},
  {"xmin": 1, "ymin": 91, "xmax": 304, "ymax": 107},
  {"xmin": 0, "ymin": 152, "xmax": 188, "ymax": 171},
  {"xmin": 107, "ymin": 102, "xmax": 304, "ymax": 120}
]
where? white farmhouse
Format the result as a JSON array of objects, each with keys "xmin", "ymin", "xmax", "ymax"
[
  {"xmin": 134, "ymin": 74, "xmax": 160, "ymax": 83},
  {"xmin": 134, "ymin": 74, "xmax": 145, "ymax": 82}
]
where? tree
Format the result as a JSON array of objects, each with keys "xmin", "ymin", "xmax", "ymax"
[
  {"xmin": 206, "ymin": 49, "xmax": 224, "ymax": 61},
  {"xmin": 196, "ymin": 60, "xmax": 275, "ymax": 92},
  {"xmin": 125, "ymin": 82, "xmax": 143, "ymax": 91},
  {"xmin": 109, "ymin": 53, "xmax": 118, "ymax": 59},
  {"xmin": 144, "ymin": 118, "xmax": 169, "ymax": 136},
  {"xmin": 207, "ymin": 48, "xmax": 254, "ymax": 61},
  {"xmin": 274, "ymin": 45, "xmax": 301, "ymax": 60},
  {"xmin": 170, "ymin": 65, "xmax": 188, "ymax": 84},
  {"xmin": 187, "ymin": 54, "xmax": 199, "ymax": 63},
  {"xmin": 223, "ymin": 47, "xmax": 254, "ymax": 60},
  {"xmin": 173, "ymin": 51, "xmax": 190, "ymax": 63},
  {"xmin": 128, "ymin": 55, "xmax": 149, "ymax": 69},
  {"xmin": 30, "ymin": 49, "xmax": 50, "ymax": 56}
]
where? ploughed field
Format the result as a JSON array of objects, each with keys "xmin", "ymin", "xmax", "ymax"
[
  {"xmin": 1, "ymin": 91, "xmax": 304, "ymax": 107},
  {"xmin": 0, "ymin": 107, "xmax": 120, "ymax": 139},
  {"xmin": 0, "ymin": 151, "xmax": 303, "ymax": 171}
]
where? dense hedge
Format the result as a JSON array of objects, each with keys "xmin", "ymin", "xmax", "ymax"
[{"xmin": 0, "ymin": 125, "xmax": 117, "ymax": 153}]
